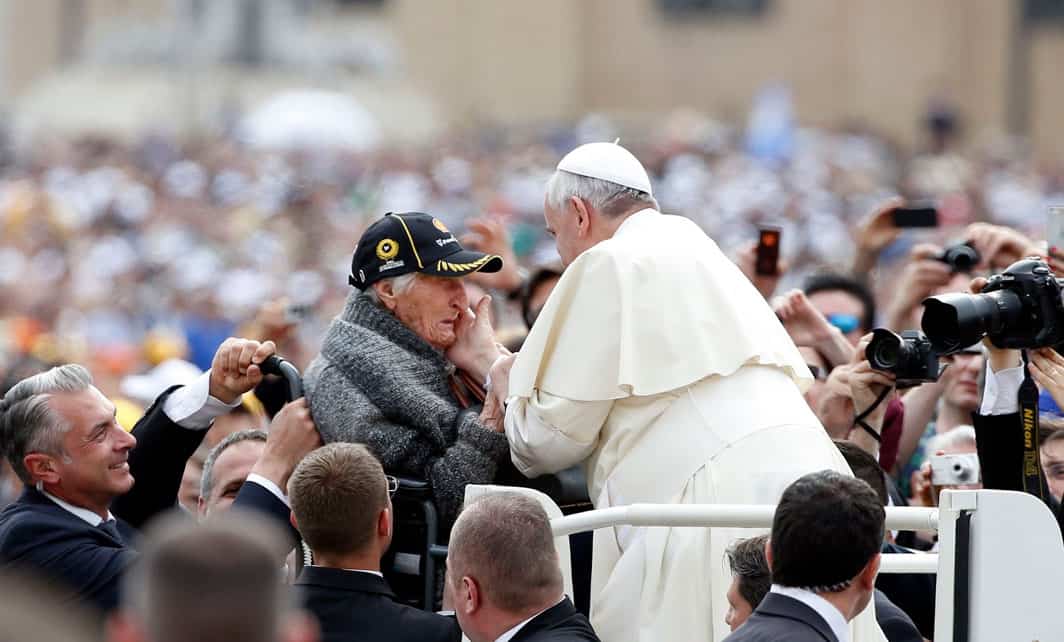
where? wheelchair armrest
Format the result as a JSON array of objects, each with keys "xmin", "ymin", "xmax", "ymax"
[
  {"xmin": 393, "ymin": 476, "xmax": 433, "ymax": 500},
  {"xmin": 551, "ymin": 466, "xmax": 592, "ymax": 506}
]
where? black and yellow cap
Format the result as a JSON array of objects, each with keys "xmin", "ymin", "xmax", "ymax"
[{"xmin": 349, "ymin": 212, "xmax": 504, "ymax": 290}]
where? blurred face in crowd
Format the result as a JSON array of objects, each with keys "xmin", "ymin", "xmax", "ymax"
[
  {"xmin": 179, "ymin": 446, "xmax": 209, "ymax": 513},
  {"xmin": 376, "ymin": 274, "xmax": 470, "ymax": 350},
  {"xmin": 198, "ymin": 440, "xmax": 264, "ymax": 519},
  {"xmin": 1040, "ymin": 435, "xmax": 1064, "ymax": 502},
  {"xmin": 942, "ymin": 352, "xmax": 983, "ymax": 411},
  {"xmin": 724, "ymin": 577, "xmax": 754, "ymax": 631},
  {"xmin": 806, "ymin": 290, "xmax": 866, "ymax": 345},
  {"xmin": 28, "ymin": 387, "xmax": 137, "ymax": 514}
]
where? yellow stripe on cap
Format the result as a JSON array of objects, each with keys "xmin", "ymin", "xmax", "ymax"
[
  {"xmin": 392, "ymin": 214, "xmax": 423, "ymax": 269},
  {"xmin": 436, "ymin": 255, "xmax": 496, "ymax": 273}
]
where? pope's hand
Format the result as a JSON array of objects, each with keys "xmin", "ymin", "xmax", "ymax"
[
  {"xmin": 446, "ymin": 295, "xmax": 504, "ymax": 382},
  {"xmin": 486, "ymin": 353, "xmax": 517, "ymax": 417}
]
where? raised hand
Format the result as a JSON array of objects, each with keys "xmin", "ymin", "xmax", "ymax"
[
  {"xmin": 462, "ymin": 218, "xmax": 524, "ymax": 293},
  {"xmin": 208, "ymin": 338, "xmax": 277, "ymax": 404}
]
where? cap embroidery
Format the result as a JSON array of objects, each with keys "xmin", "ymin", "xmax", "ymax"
[
  {"xmin": 432, "ymin": 218, "xmax": 450, "ymax": 233},
  {"xmin": 379, "ymin": 259, "xmax": 405, "ymax": 273},
  {"xmin": 436, "ymin": 255, "xmax": 494, "ymax": 272},
  {"xmin": 376, "ymin": 238, "xmax": 399, "ymax": 261}
]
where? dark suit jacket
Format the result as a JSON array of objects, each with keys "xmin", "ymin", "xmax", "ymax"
[
  {"xmin": 296, "ymin": 566, "xmax": 460, "ymax": 642},
  {"xmin": 723, "ymin": 592, "xmax": 838, "ymax": 642},
  {"xmin": 510, "ymin": 597, "xmax": 599, "ymax": 642},
  {"xmin": 973, "ymin": 411, "xmax": 1064, "ymax": 535},
  {"xmin": 874, "ymin": 589, "xmax": 922, "ymax": 642},
  {"xmin": 0, "ymin": 387, "xmax": 293, "ymax": 613},
  {"xmin": 875, "ymin": 542, "xmax": 936, "ymax": 639}
]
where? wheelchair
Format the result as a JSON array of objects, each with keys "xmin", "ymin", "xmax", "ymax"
[{"xmin": 261, "ymin": 355, "xmax": 593, "ymax": 613}]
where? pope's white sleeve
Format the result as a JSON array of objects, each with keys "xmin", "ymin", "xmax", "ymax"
[{"xmin": 504, "ymin": 390, "xmax": 611, "ymax": 477}]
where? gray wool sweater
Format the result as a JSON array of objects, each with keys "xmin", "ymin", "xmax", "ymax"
[{"xmin": 303, "ymin": 292, "xmax": 511, "ymax": 525}]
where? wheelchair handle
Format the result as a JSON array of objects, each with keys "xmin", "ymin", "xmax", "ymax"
[{"xmin": 258, "ymin": 354, "xmax": 304, "ymax": 401}]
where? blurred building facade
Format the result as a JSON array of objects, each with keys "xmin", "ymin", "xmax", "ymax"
[{"xmin": 1, "ymin": 0, "xmax": 1063, "ymax": 158}]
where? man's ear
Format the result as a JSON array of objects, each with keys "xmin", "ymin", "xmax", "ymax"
[
  {"xmin": 570, "ymin": 196, "xmax": 592, "ymax": 238},
  {"xmin": 379, "ymin": 506, "xmax": 392, "ymax": 539},
  {"xmin": 23, "ymin": 454, "xmax": 60, "ymax": 486},
  {"xmin": 289, "ymin": 510, "xmax": 299, "ymax": 531},
  {"xmin": 460, "ymin": 575, "xmax": 482, "ymax": 615},
  {"xmin": 764, "ymin": 539, "xmax": 774, "ymax": 572},
  {"xmin": 197, "ymin": 496, "xmax": 208, "ymax": 519},
  {"xmin": 858, "ymin": 553, "xmax": 881, "ymax": 590},
  {"xmin": 373, "ymin": 280, "xmax": 398, "ymax": 311}
]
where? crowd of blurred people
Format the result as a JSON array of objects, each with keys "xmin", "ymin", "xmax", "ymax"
[{"xmin": 3, "ymin": 103, "xmax": 1064, "ymax": 642}]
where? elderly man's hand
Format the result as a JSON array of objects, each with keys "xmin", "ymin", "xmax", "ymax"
[
  {"xmin": 447, "ymin": 295, "xmax": 504, "ymax": 382},
  {"xmin": 208, "ymin": 338, "xmax": 276, "ymax": 404},
  {"xmin": 252, "ymin": 398, "xmax": 322, "ymax": 491}
]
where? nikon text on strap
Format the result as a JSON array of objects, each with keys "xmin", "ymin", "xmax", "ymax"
[{"xmin": 1019, "ymin": 350, "xmax": 1044, "ymax": 499}]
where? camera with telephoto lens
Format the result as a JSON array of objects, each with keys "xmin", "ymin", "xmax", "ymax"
[
  {"xmin": 865, "ymin": 329, "xmax": 941, "ymax": 387},
  {"xmin": 936, "ymin": 242, "xmax": 981, "ymax": 273},
  {"xmin": 921, "ymin": 257, "xmax": 1064, "ymax": 355}
]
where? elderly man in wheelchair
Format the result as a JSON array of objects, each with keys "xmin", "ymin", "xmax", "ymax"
[{"xmin": 304, "ymin": 212, "xmax": 587, "ymax": 607}]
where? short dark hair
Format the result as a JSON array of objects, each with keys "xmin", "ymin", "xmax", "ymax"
[
  {"xmin": 448, "ymin": 493, "xmax": 563, "ymax": 613},
  {"xmin": 835, "ymin": 441, "xmax": 889, "ymax": 507},
  {"xmin": 771, "ymin": 470, "xmax": 885, "ymax": 592},
  {"xmin": 803, "ymin": 273, "xmax": 876, "ymax": 332},
  {"xmin": 288, "ymin": 443, "xmax": 388, "ymax": 555},
  {"xmin": 726, "ymin": 535, "xmax": 770, "ymax": 610}
]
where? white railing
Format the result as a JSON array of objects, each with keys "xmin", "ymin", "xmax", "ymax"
[{"xmin": 550, "ymin": 503, "xmax": 940, "ymax": 575}]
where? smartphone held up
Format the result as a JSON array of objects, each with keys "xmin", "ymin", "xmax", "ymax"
[{"xmin": 755, "ymin": 227, "xmax": 781, "ymax": 276}]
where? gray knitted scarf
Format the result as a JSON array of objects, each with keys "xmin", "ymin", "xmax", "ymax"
[{"xmin": 318, "ymin": 294, "xmax": 464, "ymax": 448}]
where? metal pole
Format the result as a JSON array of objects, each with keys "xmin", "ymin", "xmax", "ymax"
[{"xmin": 551, "ymin": 504, "xmax": 939, "ymax": 537}]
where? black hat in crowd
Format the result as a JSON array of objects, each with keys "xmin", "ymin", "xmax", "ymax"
[{"xmin": 349, "ymin": 212, "xmax": 503, "ymax": 290}]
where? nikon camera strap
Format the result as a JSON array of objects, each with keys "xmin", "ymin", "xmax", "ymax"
[{"xmin": 1019, "ymin": 350, "xmax": 1045, "ymax": 499}]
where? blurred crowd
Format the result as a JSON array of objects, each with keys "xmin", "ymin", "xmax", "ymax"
[
  {"xmin": 2, "ymin": 105, "xmax": 1063, "ymax": 406},
  {"xmin": 4, "ymin": 98, "xmax": 1064, "ymax": 642}
]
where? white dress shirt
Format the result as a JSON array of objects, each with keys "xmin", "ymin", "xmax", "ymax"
[
  {"xmin": 162, "ymin": 370, "xmax": 243, "ymax": 429},
  {"xmin": 769, "ymin": 585, "xmax": 850, "ymax": 642},
  {"xmin": 494, "ymin": 598, "xmax": 564, "ymax": 642},
  {"xmin": 980, "ymin": 363, "xmax": 1025, "ymax": 416},
  {"xmin": 39, "ymin": 488, "xmax": 112, "ymax": 526}
]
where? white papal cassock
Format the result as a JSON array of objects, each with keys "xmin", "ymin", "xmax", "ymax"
[{"xmin": 503, "ymin": 209, "xmax": 886, "ymax": 642}]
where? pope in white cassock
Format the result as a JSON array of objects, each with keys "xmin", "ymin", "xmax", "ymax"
[{"xmin": 449, "ymin": 143, "xmax": 885, "ymax": 642}]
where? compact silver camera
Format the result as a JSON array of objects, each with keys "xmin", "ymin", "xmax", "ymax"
[{"xmin": 930, "ymin": 453, "xmax": 980, "ymax": 486}]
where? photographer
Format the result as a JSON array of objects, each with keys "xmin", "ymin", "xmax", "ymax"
[
  {"xmin": 952, "ymin": 276, "xmax": 1064, "ymax": 535},
  {"xmin": 817, "ymin": 334, "xmax": 897, "ymax": 461}
]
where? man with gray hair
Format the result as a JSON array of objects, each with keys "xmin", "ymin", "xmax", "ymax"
[
  {"xmin": 198, "ymin": 429, "xmax": 268, "ymax": 519},
  {"xmin": 448, "ymin": 143, "xmax": 877, "ymax": 641},
  {"xmin": 0, "ymin": 338, "xmax": 311, "ymax": 613},
  {"xmin": 106, "ymin": 511, "xmax": 318, "ymax": 642},
  {"xmin": 446, "ymin": 493, "xmax": 598, "ymax": 642}
]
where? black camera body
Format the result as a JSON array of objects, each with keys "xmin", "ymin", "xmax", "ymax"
[
  {"xmin": 936, "ymin": 242, "xmax": 980, "ymax": 273},
  {"xmin": 866, "ymin": 329, "xmax": 941, "ymax": 387},
  {"xmin": 922, "ymin": 257, "xmax": 1064, "ymax": 354}
]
